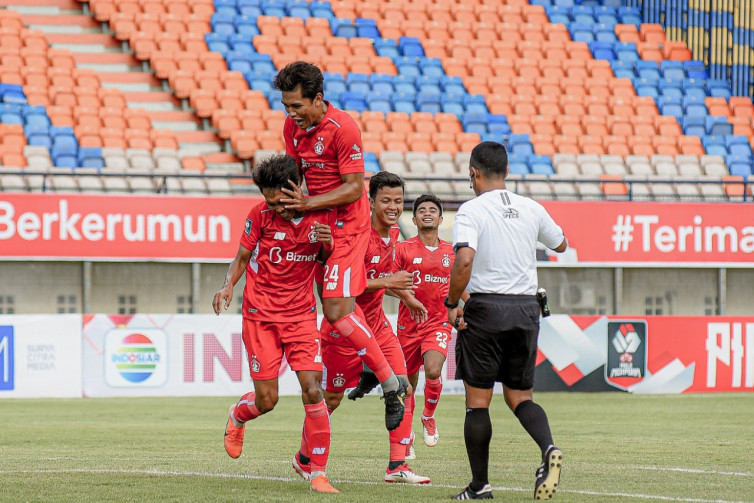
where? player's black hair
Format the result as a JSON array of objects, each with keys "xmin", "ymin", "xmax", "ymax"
[
  {"xmin": 252, "ymin": 154, "xmax": 301, "ymax": 191},
  {"xmin": 272, "ymin": 61, "xmax": 324, "ymax": 100},
  {"xmin": 368, "ymin": 171, "xmax": 404, "ymax": 199},
  {"xmin": 412, "ymin": 194, "xmax": 443, "ymax": 216},
  {"xmin": 470, "ymin": 141, "xmax": 509, "ymax": 179}
]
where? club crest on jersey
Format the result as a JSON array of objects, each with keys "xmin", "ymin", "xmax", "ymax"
[
  {"xmin": 333, "ymin": 373, "xmax": 346, "ymax": 388},
  {"xmin": 413, "ymin": 257, "xmax": 423, "ymax": 264},
  {"xmin": 250, "ymin": 355, "xmax": 261, "ymax": 373},
  {"xmin": 244, "ymin": 219, "xmax": 252, "ymax": 235},
  {"xmin": 308, "ymin": 227, "xmax": 318, "ymax": 243},
  {"xmin": 314, "ymin": 136, "xmax": 325, "ymax": 155},
  {"xmin": 274, "ymin": 232, "xmax": 286, "ymax": 240},
  {"xmin": 442, "ymin": 254, "xmax": 451, "ymax": 267}
]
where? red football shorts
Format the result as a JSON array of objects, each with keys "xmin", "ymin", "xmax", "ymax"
[
  {"xmin": 316, "ymin": 231, "xmax": 369, "ymax": 299},
  {"xmin": 399, "ymin": 326, "xmax": 452, "ymax": 377},
  {"xmin": 320, "ymin": 314, "xmax": 407, "ymax": 393},
  {"xmin": 242, "ymin": 317, "xmax": 322, "ymax": 380}
]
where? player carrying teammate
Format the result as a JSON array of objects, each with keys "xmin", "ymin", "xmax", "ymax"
[
  {"xmin": 296, "ymin": 171, "xmax": 430, "ymax": 485},
  {"xmin": 212, "ymin": 154, "xmax": 338, "ymax": 493},
  {"xmin": 272, "ymin": 61, "xmax": 406, "ymax": 432}
]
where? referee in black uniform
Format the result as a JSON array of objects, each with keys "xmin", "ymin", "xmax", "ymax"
[{"xmin": 446, "ymin": 141, "xmax": 568, "ymax": 501}]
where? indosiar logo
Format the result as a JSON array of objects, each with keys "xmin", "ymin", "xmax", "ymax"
[{"xmin": 105, "ymin": 329, "xmax": 168, "ymax": 387}]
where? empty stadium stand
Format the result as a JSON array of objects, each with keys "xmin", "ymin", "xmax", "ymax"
[{"xmin": 0, "ymin": 0, "xmax": 752, "ymax": 201}]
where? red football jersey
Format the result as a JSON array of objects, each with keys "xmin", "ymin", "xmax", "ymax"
[
  {"xmin": 239, "ymin": 201, "xmax": 335, "ymax": 322},
  {"xmin": 395, "ymin": 237, "xmax": 455, "ymax": 336},
  {"xmin": 356, "ymin": 225, "xmax": 401, "ymax": 329},
  {"xmin": 283, "ymin": 102, "xmax": 370, "ymax": 235}
]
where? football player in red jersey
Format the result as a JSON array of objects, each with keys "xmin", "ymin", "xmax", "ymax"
[
  {"xmin": 314, "ymin": 171, "xmax": 430, "ymax": 485},
  {"xmin": 272, "ymin": 61, "xmax": 407, "ymax": 433},
  {"xmin": 212, "ymin": 154, "xmax": 338, "ymax": 494},
  {"xmin": 395, "ymin": 194, "xmax": 469, "ymax": 450}
]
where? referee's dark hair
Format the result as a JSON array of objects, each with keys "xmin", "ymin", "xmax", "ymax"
[
  {"xmin": 470, "ymin": 141, "xmax": 509, "ymax": 179},
  {"xmin": 252, "ymin": 154, "xmax": 301, "ymax": 191},
  {"xmin": 412, "ymin": 193, "xmax": 443, "ymax": 216},
  {"xmin": 272, "ymin": 61, "xmax": 325, "ymax": 100},
  {"xmin": 368, "ymin": 171, "xmax": 404, "ymax": 199}
]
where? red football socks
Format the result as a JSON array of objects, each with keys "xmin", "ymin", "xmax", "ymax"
[
  {"xmin": 423, "ymin": 377, "xmax": 443, "ymax": 418},
  {"xmin": 233, "ymin": 392, "xmax": 262, "ymax": 423},
  {"xmin": 303, "ymin": 400, "xmax": 331, "ymax": 473},
  {"xmin": 332, "ymin": 313, "xmax": 393, "ymax": 383}
]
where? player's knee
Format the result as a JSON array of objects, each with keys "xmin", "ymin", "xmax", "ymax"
[
  {"xmin": 255, "ymin": 390, "xmax": 279, "ymax": 413},
  {"xmin": 325, "ymin": 393, "xmax": 343, "ymax": 411},
  {"xmin": 424, "ymin": 366, "xmax": 442, "ymax": 381},
  {"xmin": 301, "ymin": 384, "xmax": 324, "ymax": 404}
]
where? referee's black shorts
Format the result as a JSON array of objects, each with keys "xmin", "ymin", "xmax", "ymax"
[{"xmin": 455, "ymin": 293, "xmax": 540, "ymax": 390}]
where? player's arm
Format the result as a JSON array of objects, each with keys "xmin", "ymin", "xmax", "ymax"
[
  {"xmin": 212, "ymin": 244, "xmax": 252, "ymax": 314},
  {"xmin": 313, "ymin": 221, "xmax": 334, "ymax": 264},
  {"xmin": 390, "ymin": 287, "xmax": 429, "ymax": 324},
  {"xmin": 366, "ymin": 269, "xmax": 415, "ymax": 292},
  {"xmin": 281, "ymin": 172, "xmax": 364, "ymax": 212}
]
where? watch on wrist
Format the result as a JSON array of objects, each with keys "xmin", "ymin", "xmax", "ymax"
[{"xmin": 444, "ymin": 296, "xmax": 459, "ymax": 309}]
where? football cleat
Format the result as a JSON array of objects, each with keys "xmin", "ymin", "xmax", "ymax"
[
  {"xmin": 310, "ymin": 474, "xmax": 339, "ymax": 493},
  {"xmin": 405, "ymin": 431, "xmax": 416, "ymax": 460},
  {"xmin": 347, "ymin": 370, "xmax": 380, "ymax": 400},
  {"xmin": 384, "ymin": 463, "xmax": 431, "ymax": 484},
  {"xmin": 534, "ymin": 446, "xmax": 563, "ymax": 500},
  {"xmin": 421, "ymin": 416, "xmax": 439, "ymax": 447},
  {"xmin": 451, "ymin": 483, "xmax": 494, "ymax": 500},
  {"xmin": 382, "ymin": 377, "xmax": 407, "ymax": 431},
  {"xmin": 224, "ymin": 404, "xmax": 245, "ymax": 459},
  {"xmin": 292, "ymin": 452, "xmax": 312, "ymax": 481}
]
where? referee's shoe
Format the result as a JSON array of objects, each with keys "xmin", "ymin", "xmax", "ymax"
[
  {"xmin": 382, "ymin": 377, "xmax": 408, "ymax": 431},
  {"xmin": 534, "ymin": 445, "xmax": 563, "ymax": 500},
  {"xmin": 451, "ymin": 483, "xmax": 493, "ymax": 500}
]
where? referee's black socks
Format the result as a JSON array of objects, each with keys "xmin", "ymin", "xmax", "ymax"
[
  {"xmin": 514, "ymin": 400, "xmax": 554, "ymax": 456},
  {"xmin": 464, "ymin": 407, "xmax": 492, "ymax": 491}
]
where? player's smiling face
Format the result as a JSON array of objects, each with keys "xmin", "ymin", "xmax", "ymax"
[
  {"xmin": 281, "ymin": 86, "xmax": 326, "ymax": 130},
  {"xmin": 413, "ymin": 201, "xmax": 442, "ymax": 231},
  {"xmin": 371, "ymin": 186, "xmax": 404, "ymax": 228},
  {"xmin": 262, "ymin": 187, "xmax": 301, "ymax": 221}
]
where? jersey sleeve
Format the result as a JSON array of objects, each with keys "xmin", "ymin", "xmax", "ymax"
[
  {"xmin": 334, "ymin": 118, "xmax": 365, "ymax": 176},
  {"xmin": 283, "ymin": 118, "xmax": 300, "ymax": 164},
  {"xmin": 239, "ymin": 203, "xmax": 264, "ymax": 251},
  {"xmin": 452, "ymin": 206, "xmax": 478, "ymax": 252},
  {"xmin": 536, "ymin": 204, "xmax": 565, "ymax": 250}
]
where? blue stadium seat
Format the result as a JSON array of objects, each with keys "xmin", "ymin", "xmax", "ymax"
[
  {"xmin": 706, "ymin": 79, "xmax": 732, "ymax": 99},
  {"xmin": 237, "ymin": 0, "xmax": 262, "ymax": 17},
  {"xmin": 658, "ymin": 78, "xmax": 683, "ymax": 98},
  {"xmin": 660, "ymin": 60, "xmax": 685, "ymax": 81},
  {"xmin": 0, "ymin": 103, "xmax": 22, "ymax": 124},
  {"xmin": 682, "ymin": 78, "xmax": 707, "ymax": 99},
  {"xmin": 398, "ymin": 36, "xmax": 424, "ymax": 57},
  {"xmin": 419, "ymin": 57, "xmax": 444, "ymax": 78},
  {"xmin": 393, "ymin": 57, "xmax": 421, "ymax": 78},
  {"xmin": 265, "ymin": 89, "xmax": 285, "ymax": 110},
  {"xmin": 552, "ymin": 0, "xmax": 575, "ymax": 7},
  {"xmin": 309, "ymin": 0, "xmax": 333, "ymax": 18},
  {"xmin": 366, "ymin": 91, "xmax": 392, "ymax": 113},
  {"xmin": 415, "ymin": 75, "xmax": 441, "ymax": 94},
  {"xmin": 78, "ymin": 147, "xmax": 105, "ymax": 169},
  {"xmin": 260, "ymin": 0, "xmax": 286, "ymax": 16},
  {"xmin": 569, "ymin": 22, "xmax": 595, "ymax": 43},
  {"xmin": 544, "ymin": 5, "xmax": 571, "ymax": 24},
  {"xmin": 0, "ymin": 83, "xmax": 26, "ymax": 104},
  {"xmin": 570, "ymin": 5, "xmax": 596, "ymax": 23},
  {"xmin": 364, "ymin": 152, "xmax": 380, "ymax": 173},
  {"xmin": 705, "ymin": 116, "xmax": 733, "ymax": 136},
  {"xmin": 333, "ymin": 19, "xmax": 357, "ymax": 38},
  {"xmin": 594, "ymin": 5, "xmax": 618, "ymax": 25},
  {"xmin": 658, "ymin": 96, "xmax": 683, "ymax": 118},
  {"xmin": 210, "ymin": 13, "xmax": 236, "ymax": 36},
  {"xmin": 374, "ymin": 38, "xmax": 400, "ymax": 59},
  {"xmin": 234, "ymin": 15, "xmax": 259, "ymax": 36},
  {"xmin": 24, "ymin": 124, "xmax": 51, "ymax": 148},
  {"xmin": 287, "ymin": 0, "xmax": 310, "ymax": 18},
  {"xmin": 610, "ymin": 60, "xmax": 635, "ymax": 78},
  {"xmin": 613, "ymin": 42, "xmax": 639, "ymax": 63},
  {"xmin": 440, "ymin": 75, "xmax": 466, "ymax": 94},
  {"xmin": 392, "ymin": 91, "xmax": 416, "ymax": 113},
  {"xmin": 726, "ymin": 136, "xmax": 753, "ymax": 158},
  {"xmin": 681, "ymin": 116, "xmax": 706, "ymax": 136},
  {"xmin": 507, "ymin": 153, "xmax": 530, "ymax": 175},
  {"xmin": 509, "ymin": 134, "xmax": 534, "ymax": 156},
  {"xmin": 369, "ymin": 74, "xmax": 394, "ymax": 94},
  {"xmin": 530, "ymin": 155, "xmax": 555, "ymax": 175},
  {"xmin": 205, "ymin": 33, "xmax": 230, "ymax": 54},
  {"xmin": 682, "ymin": 95, "xmax": 708, "ymax": 117},
  {"xmin": 441, "ymin": 100, "xmax": 465, "ymax": 116},
  {"xmin": 635, "ymin": 60, "xmax": 660, "ymax": 80},
  {"xmin": 245, "ymin": 69, "xmax": 273, "ymax": 93},
  {"xmin": 213, "ymin": 0, "xmax": 238, "ymax": 15},
  {"xmin": 590, "ymin": 41, "xmax": 615, "ymax": 61},
  {"xmin": 633, "ymin": 77, "xmax": 659, "ymax": 98},
  {"xmin": 617, "ymin": 6, "xmax": 642, "ymax": 26},
  {"xmin": 463, "ymin": 94, "xmax": 488, "ymax": 114},
  {"xmin": 701, "ymin": 136, "xmax": 728, "ymax": 156},
  {"xmin": 726, "ymin": 155, "xmax": 752, "ymax": 177},
  {"xmin": 345, "ymin": 73, "xmax": 370, "ymax": 94},
  {"xmin": 323, "ymin": 72, "xmax": 346, "ymax": 96},
  {"xmin": 683, "ymin": 60, "xmax": 707, "ymax": 79},
  {"xmin": 227, "ymin": 51, "xmax": 253, "ymax": 73},
  {"xmin": 593, "ymin": 24, "xmax": 618, "ymax": 43},
  {"xmin": 50, "ymin": 128, "xmax": 79, "ymax": 167},
  {"xmin": 228, "ymin": 33, "xmax": 255, "ymax": 53},
  {"xmin": 415, "ymin": 91, "xmax": 442, "ymax": 113},
  {"xmin": 462, "ymin": 111, "xmax": 488, "ymax": 135},
  {"xmin": 393, "ymin": 74, "xmax": 417, "ymax": 94},
  {"xmin": 355, "ymin": 18, "xmax": 379, "ymax": 38}
]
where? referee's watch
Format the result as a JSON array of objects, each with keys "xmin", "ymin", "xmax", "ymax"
[{"xmin": 444, "ymin": 296, "xmax": 459, "ymax": 309}]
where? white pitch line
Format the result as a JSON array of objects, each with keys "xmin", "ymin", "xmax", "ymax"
[
  {"xmin": 629, "ymin": 465, "xmax": 753, "ymax": 477},
  {"xmin": 0, "ymin": 468, "xmax": 751, "ymax": 503}
]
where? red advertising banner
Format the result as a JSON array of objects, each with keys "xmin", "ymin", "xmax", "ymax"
[
  {"xmin": 531, "ymin": 315, "xmax": 754, "ymax": 393},
  {"xmin": 541, "ymin": 201, "xmax": 754, "ymax": 264},
  {"xmin": 0, "ymin": 193, "xmax": 261, "ymax": 261}
]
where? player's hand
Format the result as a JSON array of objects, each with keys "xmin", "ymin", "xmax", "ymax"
[
  {"xmin": 385, "ymin": 270, "xmax": 415, "ymax": 290},
  {"xmin": 402, "ymin": 294, "xmax": 428, "ymax": 324},
  {"xmin": 212, "ymin": 285, "xmax": 233, "ymax": 315},
  {"xmin": 448, "ymin": 306, "xmax": 466, "ymax": 331},
  {"xmin": 280, "ymin": 179, "xmax": 309, "ymax": 211},
  {"xmin": 312, "ymin": 221, "xmax": 332, "ymax": 244}
]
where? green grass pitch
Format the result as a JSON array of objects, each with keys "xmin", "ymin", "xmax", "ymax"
[{"xmin": 0, "ymin": 392, "xmax": 752, "ymax": 502}]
